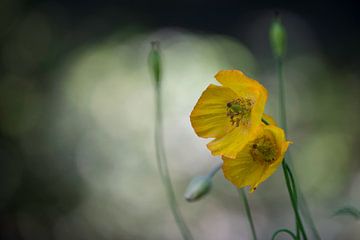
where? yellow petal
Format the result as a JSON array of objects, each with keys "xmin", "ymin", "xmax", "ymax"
[
  {"xmin": 207, "ymin": 89, "xmax": 266, "ymax": 158},
  {"xmin": 222, "ymin": 151, "xmax": 266, "ymax": 190},
  {"xmin": 208, "ymin": 126, "xmax": 256, "ymax": 159},
  {"xmin": 215, "ymin": 70, "xmax": 268, "ymax": 101},
  {"xmin": 190, "ymin": 84, "xmax": 237, "ymax": 138},
  {"xmin": 191, "ymin": 70, "xmax": 269, "ymax": 158},
  {"xmin": 250, "ymin": 125, "xmax": 292, "ymax": 190},
  {"xmin": 248, "ymin": 86, "xmax": 267, "ymax": 131},
  {"xmin": 221, "ymin": 125, "xmax": 292, "ymax": 192},
  {"xmin": 215, "ymin": 70, "xmax": 259, "ymax": 90}
]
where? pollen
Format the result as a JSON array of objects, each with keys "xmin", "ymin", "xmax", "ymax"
[
  {"xmin": 250, "ymin": 135, "xmax": 278, "ymax": 164},
  {"xmin": 226, "ymin": 98, "xmax": 254, "ymax": 127}
]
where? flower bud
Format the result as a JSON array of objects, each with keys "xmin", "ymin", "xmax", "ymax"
[
  {"xmin": 184, "ymin": 176, "xmax": 212, "ymax": 202},
  {"xmin": 270, "ymin": 16, "xmax": 287, "ymax": 59},
  {"xmin": 148, "ymin": 41, "xmax": 162, "ymax": 85}
]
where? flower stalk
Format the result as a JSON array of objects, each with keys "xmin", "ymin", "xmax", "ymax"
[
  {"xmin": 271, "ymin": 228, "xmax": 297, "ymax": 240},
  {"xmin": 269, "ymin": 17, "xmax": 308, "ymax": 239},
  {"xmin": 277, "ymin": 57, "xmax": 321, "ymax": 240},
  {"xmin": 237, "ymin": 188, "xmax": 257, "ymax": 240},
  {"xmin": 150, "ymin": 42, "xmax": 193, "ymax": 240},
  {"xmin": 270, "ymin": 14, "xmax": 322, "ymax": 239}
]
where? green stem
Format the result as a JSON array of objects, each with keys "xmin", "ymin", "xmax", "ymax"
[
  {"xmin": 276, "ymin": 58, "xmax": 308, "ymax": 240},
  {"xmin": 276, "ymin": 58, "xmax": 321, "ymax": 239},
  {"xmin": 298, "ymin": 190, "xmax": 321, "ymax": 239},
  {"xmin": 155, "ymin": 84, "xmax": 194, "ymax": 240},
  {"xmin": 283, "ymin": 162, "xmax": 307, "ymax": 240},
  {"xmin": 237, "ymin": 188, "xmax": 258, "ymax": 240},
  {"xmin": 271, "ymin": 229, "xmax": 297, "ymax": 240},
  {"xmin": 206, "ymin": 162, "xmax": 223, "ymax": 179},
  {"xmin": 277, "ymin": 59, "xmax": 287, "ymax": 132}
]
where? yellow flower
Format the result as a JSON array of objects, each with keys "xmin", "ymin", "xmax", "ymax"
[
  {"xmin": 190, "ymin": 70, "xmax": 268, "ymax": 158},
  {"xmin": 222, "ymin": 125, "xmax": 291, "ymax": 192}
]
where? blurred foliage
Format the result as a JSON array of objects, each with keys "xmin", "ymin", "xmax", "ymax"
[{"xmin": 334, "ymin": 206, "xmax": 360, "ymax": 220}]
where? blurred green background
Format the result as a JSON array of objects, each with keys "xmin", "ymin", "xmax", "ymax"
[{"xmin": 1, "ymin": 0, "xmax": 360, "ymax": 239}]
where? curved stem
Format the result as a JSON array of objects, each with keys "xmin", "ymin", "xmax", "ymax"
[
  {"xmin": 271, "ymin": 229, "xmax": 297, "ymax": 240},
  {"xmin": 277, "ymin": 61, "xmax": 320, "ymax": 238},
  {"xmin": 283, "ymin": 162, "xmax": 307, "ymax": 239},
  {"xmin": 284, "ymin": 164, "xmax": 297, "ymax": 202},
  {"xmin": 298, "ymin": 190, "xmax": 321, "ymax": 239},
  {"xmin": 237, "ymin": 188, "xmax": 258, "ymax": 240},
  {"xmin": 155, "ymin": 85, "xmax": 193, "ymax": 240},
  {"xmin": 276, "ymin": 57, "xmax": 309, "ymax": 240},
  {"xmin": 263, "ymin": 114, "xmax": 308, "ymax": 239}
]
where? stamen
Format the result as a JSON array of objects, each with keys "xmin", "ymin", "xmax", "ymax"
[
  {"xmin": 250, "ymin": 135, "xmax": 278, "ymax": 164},
  {"xmin": 226, "ymin": 98, "xmax": 254, "ymax": 127}
]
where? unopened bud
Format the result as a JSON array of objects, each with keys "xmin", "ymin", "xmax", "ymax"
[
  {"xmin": 148, "ymin": 41, "xmax": 162, "ymax": 85},
  {"xmin": 184, "ymin": 176, "xmax": 212, "ymax": 202},
  {"xmin": 270, "ymin": 15, "xmax": 287, "ymax": 59}
]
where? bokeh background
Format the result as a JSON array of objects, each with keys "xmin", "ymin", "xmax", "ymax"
[{"xmin": 1, "ymin": 0, "xmax": 360, "ymax": 239}]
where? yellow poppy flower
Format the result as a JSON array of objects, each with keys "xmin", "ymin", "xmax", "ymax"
[
  {"xmin": 190, "ymin": 70, "xmax": 268, "ymax": 158},
  {"xmin": 222, "ymin": 125, "xmax": 291, "ymax": 192}
]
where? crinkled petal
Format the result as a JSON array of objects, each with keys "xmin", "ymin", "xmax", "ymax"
[
  {"xmin": 207, "ymin": 89, "xmax": 266, "ymax": 158},
  {"xmin": 250, "ymin": 126, "xmax": 291, "ymax": 190},
  {"xmin": 207, "ymin": 126, "xmax": 257, "ymax": 159},
  {"xmin": 190, "ymin": 84, "xmax": 237, "ymax": 138},
  {"xmin": 215, "ymin": 70, "xmax": 268, "ymax": 100},
  {"xmin": 248, "ymin": 86, "xmax": 268, "ymax": 132},
  {"xmin": 192, "ymin": 70, "xmax": 269, "ymax": 158},
  {"xmin": 222, "ymin": 150, "xmax": 266, "ymax": 191},
  {"xmin": 222, "ymin": 125, "xmax": 292, "ymax": 192},
  {"xmin": 215, "ymin": 70, "xmax": 259, "ymax": 90}
]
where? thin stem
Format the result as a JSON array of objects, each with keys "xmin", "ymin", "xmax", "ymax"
[
  {"xmin": 284, "ymin": 164, "xmax": 297, "ymax": 202},
  {"xmin": 298, "ymin": 191, "xmax": 321, "ymax": 239},
  {"xmin": 282, "ymin": 162, "xmax": 307, "ymax": 239},
  {"xmin": 277, "ymin": 59, "xmax": 287, "ymax": 132},
  {"xmin": 237, "ymin": 188, "xmax": 258, "ymax": 240},
  {"xmin": 276, "ymin": 57, "xmax": 308, "ymax": 240},
  {"xmin": 271, "ymin": 229, "xmax": 297, "ymax": 240},
  {"xmin": 207, "ymin": 162, "xmax": 223, "ymax": 179},
  {"xmin": 276, "ymin": 58, "xmax": 321, "ymax": 240},
  {"xmin": 263, "ymin": 114, "xmax": 308, "ymax": 239},
  {"xmin": 287, "ymin": 154, "xmax": 321, "ymax": 239},
  {"xmin": 155, "ymin": 84, "xmax": 194, "ymax": 240},
  {"xmin": 209, "ymin": 159, "xmax": 257, "ymax": 239},
  {"xmin": 261, "ymin": 118, "xmax": 270, "ymax": 125}
]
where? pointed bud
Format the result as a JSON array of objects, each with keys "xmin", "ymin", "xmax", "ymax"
[
  {"xmin": 270, "ymin": 15, "xmax": 287, "ymax": 59},
  {"xmin": 148, "ymin": 41, "xmax": 162, "ymax": 85},
  {"xmin": 184, "ymin": 176, "xmax": 212, "ymax": 202}
]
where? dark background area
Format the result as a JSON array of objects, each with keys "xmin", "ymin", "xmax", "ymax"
[
  {"xmin": 2, "ymin": 1, "xmax": 360, "ymax": 67},
  {"xmin": 1, "ymin": 1, "xmax": 359, "ymax": 239}
]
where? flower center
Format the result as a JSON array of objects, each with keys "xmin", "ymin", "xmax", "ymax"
[
  {"xmin": 226, "ymin": 98, "xmax": 254, "ymax": 127},
  {"xmin": 250, "ymin": 136, "xmax": 278, "ymax": 164}
]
